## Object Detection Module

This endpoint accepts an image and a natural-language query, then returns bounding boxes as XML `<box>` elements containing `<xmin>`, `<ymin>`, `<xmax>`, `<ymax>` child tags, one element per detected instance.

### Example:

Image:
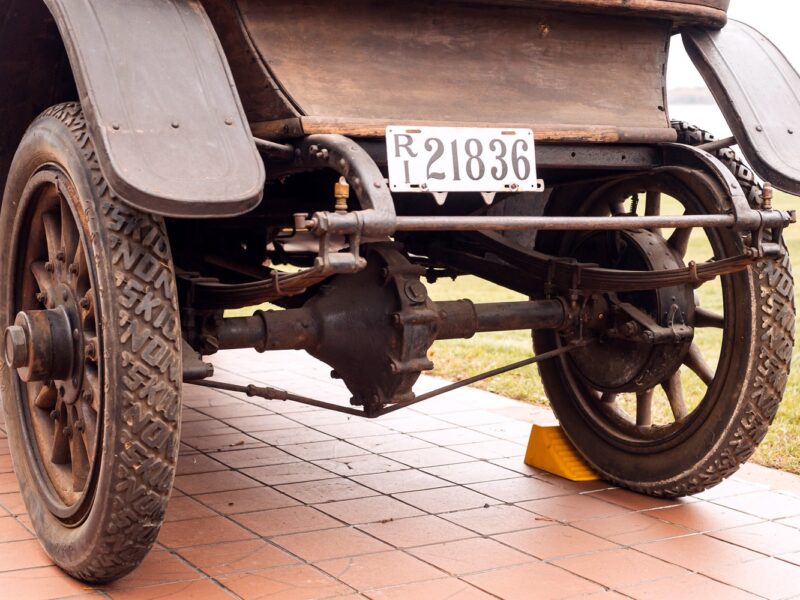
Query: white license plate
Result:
<box><xmin>386</xmin><ymin>126</ymin><xmax>539</xmax><ymax>194</ymax></box>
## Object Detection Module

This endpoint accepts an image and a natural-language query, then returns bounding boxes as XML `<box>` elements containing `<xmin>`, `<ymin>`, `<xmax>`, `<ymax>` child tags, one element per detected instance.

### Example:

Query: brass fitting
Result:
<box><xmin>762</xmin><ymin>182</ymin><xmax>774</xmax><ymax>210</ymax></box>
<box><xmin>334</xmin><ymin>177</ymin><xmax>350</xmax><ymax>214</ymax></box>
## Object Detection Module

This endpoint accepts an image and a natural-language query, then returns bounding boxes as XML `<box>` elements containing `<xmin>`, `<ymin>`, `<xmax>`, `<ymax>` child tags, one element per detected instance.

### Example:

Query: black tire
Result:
<box><xmin>0</xmin><ymin>103</ymin><xmax>182</xmax><ymax>581</ymax></box>
<box><xmin>533</xmin><ymin>126</ymin><xmax>795</xmax><ymax>497</ymax></box>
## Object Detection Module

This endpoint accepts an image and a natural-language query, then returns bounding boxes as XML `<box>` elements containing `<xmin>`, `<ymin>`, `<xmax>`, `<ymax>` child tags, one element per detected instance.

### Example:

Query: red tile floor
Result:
<box><xmin>2</xmin><ymin>349</ymin><xmax>800</xmax><ymax>599</ymax></box>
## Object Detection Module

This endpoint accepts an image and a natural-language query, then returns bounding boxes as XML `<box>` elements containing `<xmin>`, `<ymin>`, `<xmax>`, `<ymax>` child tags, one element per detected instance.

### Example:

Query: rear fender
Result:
<box><xmin>44</xmin><ymin>0</ymin><xmax>265</xmax><ymax>217</ymax></box>
<box><xmin>683</xmin><ymin>20</ymin><xmax>800</xmax><ymax>195</ymax></box>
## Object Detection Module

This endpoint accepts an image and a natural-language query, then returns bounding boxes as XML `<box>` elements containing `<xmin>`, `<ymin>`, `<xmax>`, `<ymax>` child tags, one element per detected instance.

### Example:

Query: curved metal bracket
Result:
<box><xmin>296</xmin><ymin>134</ymin><xmax>396</xmax><ymax>236</ymax></box>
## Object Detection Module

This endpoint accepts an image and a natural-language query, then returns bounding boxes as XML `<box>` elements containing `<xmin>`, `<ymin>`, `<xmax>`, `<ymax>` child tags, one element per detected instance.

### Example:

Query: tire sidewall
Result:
<box><xmin>1</xmin><ymin>107</ymin><xmax>181</xmax><ymax>578</ymax></box>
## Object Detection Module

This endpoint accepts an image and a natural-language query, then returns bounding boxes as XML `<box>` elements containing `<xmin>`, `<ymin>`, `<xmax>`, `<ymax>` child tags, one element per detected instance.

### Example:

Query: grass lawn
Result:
<box><xmin>427</xmin><ymin>191</ymin><xmax>800</xmax><ymax>474</ymax></box>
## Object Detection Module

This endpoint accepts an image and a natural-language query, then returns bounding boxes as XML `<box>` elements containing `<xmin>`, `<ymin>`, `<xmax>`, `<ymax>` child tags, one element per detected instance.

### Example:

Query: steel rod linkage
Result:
<box><xmin>189</xmin><ymin>342</ymin><xmax>588</xmax><ymax>419</ymax></box>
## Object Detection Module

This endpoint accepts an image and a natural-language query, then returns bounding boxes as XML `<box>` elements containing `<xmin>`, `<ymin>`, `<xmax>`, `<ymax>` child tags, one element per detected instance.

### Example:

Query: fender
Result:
<box><xmin>42</xmin><ymin>0</ymin><xmax>265</xmax><ymax>218</ymax></box>
<box><xmin>683</xmin><ymin>20</ymin><xmax>800</xmax><ymax>195</ymax></box>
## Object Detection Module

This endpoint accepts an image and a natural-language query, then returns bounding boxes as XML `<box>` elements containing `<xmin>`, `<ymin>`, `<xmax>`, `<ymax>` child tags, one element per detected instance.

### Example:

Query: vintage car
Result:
<box><xmin>0</xmin><ymin>0</ymin><xmax>796</xmax><ymax>583</ymax></box>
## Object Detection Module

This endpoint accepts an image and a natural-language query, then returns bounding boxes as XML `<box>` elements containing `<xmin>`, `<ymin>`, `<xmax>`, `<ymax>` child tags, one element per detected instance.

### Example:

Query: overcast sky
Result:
<box><xmin>668</xmin><ymin>0</ymin><xmax>800</xmax><ymax>89</ymax></box>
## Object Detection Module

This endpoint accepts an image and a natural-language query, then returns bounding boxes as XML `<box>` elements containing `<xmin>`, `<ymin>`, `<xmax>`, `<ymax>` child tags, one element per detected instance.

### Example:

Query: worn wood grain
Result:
<box><xmin>236</xmin><ymin>1</ymin><xmax>673</xmax><ymax>135</ymax></box>
<box><xmin>252</xmin><ymin>116</ymin><xmax>678</xmax><ymax>144</ymax></box>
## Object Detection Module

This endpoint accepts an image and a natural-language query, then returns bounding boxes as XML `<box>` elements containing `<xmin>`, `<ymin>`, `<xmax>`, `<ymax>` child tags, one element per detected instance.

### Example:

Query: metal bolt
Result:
<box><xmin>620</xmin><ymin>321</ymin><xmax>639</xmax><ymax>337</ymax></box>
<box><xmin>80</xmin><ymin>297</ymin><xmax>90</xmax><ymax>310</ymax></box>
<box><xmin>82</xmin><ymin>390</ymin><xmax>92</xmax><ymax>403</ymax></box>
<box><xmin>62</xmin><ymin>290</ymin><xmax>69</xmax><ymax>302</ymax></box>
<box><xmin>69</xmin><ymin>263</ymin><xmax>79</xmax><ymax>275</ymax></box>
<box><xmin>4</xmin><ymin>326</ymin><xmax>28</xmax><ymax>369</ymax></box>
<box><xmin>789</xmin><ymin>128</ymin><xmax>795</xmax><ymax>135</ymax></box>
<box><xmin>63</xmin><ymin>425</ymin><xmax>72</xmax><ymax>437</ymax></box>
<box><xmin>36</xmin><ymin>292</ymin><xmax>47</xmax><ymax>304</ymax></box>
<box><xmin>72</xmin><ymin>328</ymin><xmax>80</xmax><ymax>341</ymax></box>
<box><xmin>45</xmin><ymin>262</ymin><xmax>54</xmax><ymax>273</ymax></box>
<box><xmin>49</xmin><ymin>410</ymin><xmax>58</xmax><ymax>420</ymax></box>
<box><xmin>56</xmin><ymin>250</ymin><xmax>65</xmax><ymax>262</ymax></box>
<box><xmin>75</xmin><ymin>419</ymin><xmax>85</xmax><ymax>432</ymax></box>
<box><xmin>85</xmin><ymin>340</ymin><xmax>98</xmax><ymax>361</ymax></box>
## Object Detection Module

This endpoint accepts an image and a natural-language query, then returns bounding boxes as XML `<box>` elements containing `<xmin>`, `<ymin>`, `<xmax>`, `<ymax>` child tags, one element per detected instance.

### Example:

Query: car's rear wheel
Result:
<box><xmin>534</xmin><ymin>134</ymin><xmax>794</xmax><ymax>497</ymax></box>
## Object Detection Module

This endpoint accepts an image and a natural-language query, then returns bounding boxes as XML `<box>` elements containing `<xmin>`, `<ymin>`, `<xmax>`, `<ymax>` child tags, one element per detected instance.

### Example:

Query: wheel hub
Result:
<box><xmin>567</xmin><ymin>229</ymin><xmax>694</xmax><ymax>393</ymax></box>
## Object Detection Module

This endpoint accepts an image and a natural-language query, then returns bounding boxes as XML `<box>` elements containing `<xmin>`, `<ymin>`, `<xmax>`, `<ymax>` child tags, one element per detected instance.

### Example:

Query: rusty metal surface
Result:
<box><xmin>231</xmin><ymin>0</ymin><xmax>672</xmax><ymax>139</ymax></box>
<box><xmin>43</xmin><ymin>0</ymin><xmax>264</xmax><ymax>218</ymax></box>
<box><xmin>684</xmin><ymin>20</ymin><xmax>800</xmax><ymax>195</ymax></box>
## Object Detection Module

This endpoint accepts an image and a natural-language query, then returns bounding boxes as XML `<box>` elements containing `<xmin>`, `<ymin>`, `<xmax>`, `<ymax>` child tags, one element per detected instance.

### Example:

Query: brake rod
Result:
<box><xmin>187</xmin><ymin>342</ymin><xmax>587</xmax><ymax>419</ymax></box>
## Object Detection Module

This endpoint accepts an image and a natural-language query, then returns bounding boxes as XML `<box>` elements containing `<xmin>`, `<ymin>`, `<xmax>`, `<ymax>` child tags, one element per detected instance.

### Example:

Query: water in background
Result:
<box><xmin>669</xmin><ymin>104</ymin><xmax>731</xmax><ymax>138</ymax></box>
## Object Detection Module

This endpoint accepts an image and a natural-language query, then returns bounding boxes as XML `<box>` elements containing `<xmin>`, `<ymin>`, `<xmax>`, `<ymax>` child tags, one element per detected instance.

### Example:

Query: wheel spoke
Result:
<box><xmin>68</xmin><ymin>428</ymin><xmax>89</xmax><ymax>491</ymax></box>
<box><xmin>685</xmin><ymin>343</ymin><xmax>715</xmax><ymax>386</ymax></box>
<box><xmin>42</xmin><ymin>212</ymin><xmax>61</xmax><ymax>264</ymax></box>
<box><xmin>695</xmin><ymin>307</ymin><xmax>724</xmax><ymax>329</ymax></box>
<box><xmin>30</xmin><ymin>262</ymin><xmax>54</xmax><ymax>297</ymax></box>
<box><xmin>645</xmin><ymin>191</ymin><xmax>662</xmax><ymax>236</ymax></box>
<box><xmin>34</xmin><ymin>383</ymin><xmax>57</xmax><ymax>410</ymax></box>
<box><xmin>72</xmin><ymin>239</ymin><xmax>89</xmax><ymax>287</ymax></box>
<box><xmin>668</xmin><ymin>226</ymin><xmax>693</xmax><ymax>259</ymax></box>
<box><xmin>600</xmin><ymin>392</ymin><xmax>617</xmax><ymax>404</ymax></box>
<box><xmin>636</xmin><ymin>388</ymin><xmax>654</xmax><ymax>427</ymax></box>
<box><xmin>60</xmin><ymin>195</ymin><xmax>79</xmax><ymax>262</ymax></box>
<box><xmin>77</xmin><ymin>397</ymin><xmax>98</xmax><ymax>457</ymax></box>
<box><xmin>662</xmin><ymin>370</ymin><xmax>689</xmax><ymax>421</ymax></box>
<box><xmin>50</xmin><ymin>420</ymin><xmax>70</xmax><ymax>465</ymax></box>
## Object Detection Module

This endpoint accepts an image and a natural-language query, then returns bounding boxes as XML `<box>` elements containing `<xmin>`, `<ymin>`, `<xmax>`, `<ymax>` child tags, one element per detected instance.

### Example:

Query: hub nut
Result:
<box><xmin>4</xmin><ymin>326</ymin><xmax>28</xmax><ymax>369</ymax></box>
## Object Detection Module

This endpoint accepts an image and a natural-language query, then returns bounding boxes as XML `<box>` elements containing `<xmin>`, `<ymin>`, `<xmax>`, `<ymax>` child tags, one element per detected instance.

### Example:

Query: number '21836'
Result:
<box><xmin>386</xmin><ymin>127</ymin><xmax>538</xmax><ymax>193</ymax></box>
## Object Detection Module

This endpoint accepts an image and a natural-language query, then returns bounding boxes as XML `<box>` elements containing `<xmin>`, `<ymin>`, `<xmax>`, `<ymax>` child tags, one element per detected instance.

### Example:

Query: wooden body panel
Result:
<box><xmin>207</xmin><ymin>0</ymin><xmax>685</xmax><ymax>143</ymax></box>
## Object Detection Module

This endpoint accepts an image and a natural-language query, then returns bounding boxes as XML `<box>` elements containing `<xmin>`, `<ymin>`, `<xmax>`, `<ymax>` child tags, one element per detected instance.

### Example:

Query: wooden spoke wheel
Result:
<box><xmin>0</xmin><ymin>104</ymin><xmax>182</xmax><ymax>582</ymax></box>
<box><xmin>534</xmin><ymin>142</ymin><xmax>794</xmax><ymax>498</ymax></box>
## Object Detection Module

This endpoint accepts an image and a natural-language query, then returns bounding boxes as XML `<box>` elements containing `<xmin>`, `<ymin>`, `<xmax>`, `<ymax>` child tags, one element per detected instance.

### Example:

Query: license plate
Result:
<box><xmin>386</xmin><ymin>126</ymin><xmax>539</xmax><ymax>194</ymax></box>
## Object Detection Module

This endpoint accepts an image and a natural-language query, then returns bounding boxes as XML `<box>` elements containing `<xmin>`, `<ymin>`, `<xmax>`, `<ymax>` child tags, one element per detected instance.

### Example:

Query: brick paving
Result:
<box><xmin>2</xmin><ymin>349</ymin><xmax>800</xmax><ymax>599</ymax></box>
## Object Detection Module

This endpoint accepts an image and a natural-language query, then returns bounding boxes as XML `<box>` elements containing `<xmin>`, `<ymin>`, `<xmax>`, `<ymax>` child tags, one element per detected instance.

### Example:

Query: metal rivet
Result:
<box><xmin>49</xmin><ymin>410</ymin><xmax>58</xmax><ymax>420</ymax></box>
<box><xmin>45</xmin><ymin>262</ymin><xmax>54</xmax><ymax>273</ymax></box>
<box><xmin>171</xmin><ymin>121</ymin><xmax>180</xmax><ymax>129</ymax></box>
<box><xmin>225</xmin><ymin>118</ymin><xmax>234</xmax><ymax>126</ymax></box>
<box><xmin>80</xmin><ymin>298</ymin><xmax>90</xmax><ymax>310</ymax></box>
<box><xmin>756</xmin><ymin>125</ymin><xmax>764</xmax><ymax>132</ymax></box>
<box><xmin>789</xmin><ymin>129</ymin><xmax>795</xmax><ymax>135</ymax></box>
<box><xmin>112</xmin><ymin>123</ymin><xmax>120</xmax><ymax>131</ymax></box>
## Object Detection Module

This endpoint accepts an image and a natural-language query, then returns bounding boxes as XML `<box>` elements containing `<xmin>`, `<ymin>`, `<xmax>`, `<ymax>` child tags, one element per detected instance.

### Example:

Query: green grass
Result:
<box><xmin>428</xmin><ymin>191</ymin><xmax>800</xmax><ymax>473</ymax></box>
